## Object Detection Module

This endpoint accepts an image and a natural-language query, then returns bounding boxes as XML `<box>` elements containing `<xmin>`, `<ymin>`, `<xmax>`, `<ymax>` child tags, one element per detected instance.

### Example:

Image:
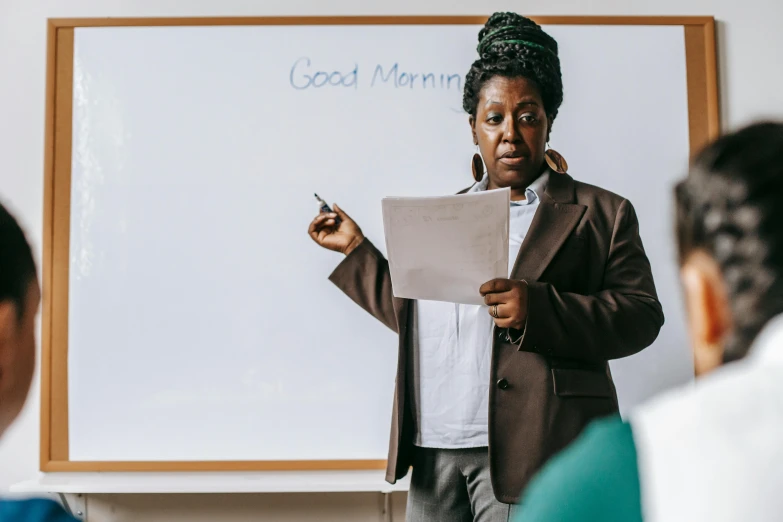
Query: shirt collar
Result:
<box><xmin>749</xmin><ymin>313</ymin><xmax>783</xmax><ymax>366</ymax></box>
<box><xmin>468</xmin><ymin>172</ymin><xmax>549</xmax><ymax>206</ymax></box>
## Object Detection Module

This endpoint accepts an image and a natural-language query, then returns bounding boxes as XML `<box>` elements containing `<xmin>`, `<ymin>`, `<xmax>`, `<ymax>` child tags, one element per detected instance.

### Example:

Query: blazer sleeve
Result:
<box><xmin>516</xmin><ymin>199</ymin><xmax>664</xmax><ymax>361</ymax></box>
<box><xmin>328</xmin><ymin>238</ymin><xmax>399</xmax><ymax>333</ymax></box>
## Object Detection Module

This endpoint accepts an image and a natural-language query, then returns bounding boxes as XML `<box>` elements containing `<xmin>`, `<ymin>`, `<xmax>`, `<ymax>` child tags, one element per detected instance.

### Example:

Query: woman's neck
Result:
<box><xmin>487</xmin><ymin>180</ymin><xmax>532</xmax><ymax>201</ymax></box>
<box><xmin>486</xmin><ymin>164</ymin><xmax>547</xmax><ymax>201</ymax></box>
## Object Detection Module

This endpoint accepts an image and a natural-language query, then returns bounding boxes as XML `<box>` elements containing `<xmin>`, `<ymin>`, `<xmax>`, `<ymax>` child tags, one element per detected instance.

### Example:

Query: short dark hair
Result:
<box><xmin>463</xmin><ymin>12</ymin><xmax>563</xmax><ymax>122</ymax></box>
<box><xmin>0</xmin><ymin>200</ymin><xmax>37</xmax><ymax>318</ymax></box>
<box><xmin>675</xmin><ymin>121</ymin><xmax>783</xmax><ymax>362</ymax></box>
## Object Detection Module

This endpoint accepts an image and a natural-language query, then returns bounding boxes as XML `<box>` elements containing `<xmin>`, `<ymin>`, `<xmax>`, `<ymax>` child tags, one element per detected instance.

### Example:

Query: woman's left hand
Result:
<box><xmin>480</xmin><ymin>279</ymin><xmax>529</xmax><ymax>330</ymax></box>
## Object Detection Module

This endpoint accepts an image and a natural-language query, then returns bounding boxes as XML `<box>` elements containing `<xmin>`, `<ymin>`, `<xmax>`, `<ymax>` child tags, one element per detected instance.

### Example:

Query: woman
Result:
<box><xmin>309</xmin><ymin>12</ymin><xmax>663</xmax><ymax>521</ymax></box>
<box><xmin>515</xmin><ymin>122</ymin><xmax>783</xmax><ymax>521</ymax></box>
<box><xmin>0</xmin><ymin>200</ymin><xmax>76</xmax><ymax>522</ymax></box>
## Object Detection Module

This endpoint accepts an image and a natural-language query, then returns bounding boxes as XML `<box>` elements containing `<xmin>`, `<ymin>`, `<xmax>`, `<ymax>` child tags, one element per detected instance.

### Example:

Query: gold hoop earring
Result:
<box><xmin>471</xmin><ymin>153</ymin><xmax>484</xmax><ymax>182</ymax></box>
<box><xmin>544</xmin><ymin>145</ymin><xmax>568</xmax><ymax>174</ymax></box>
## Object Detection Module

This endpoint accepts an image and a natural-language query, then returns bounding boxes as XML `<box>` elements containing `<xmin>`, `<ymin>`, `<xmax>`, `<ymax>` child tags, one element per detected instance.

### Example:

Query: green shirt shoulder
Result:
<box><xmin>0</xmin><ymin>498</ymin><xmax>79</xmax><ymax>522</ymax></box>
<box><xmin>514</xmin><ymin>415</ymin><xmax>642</xmax><ymax>522</ymax></box>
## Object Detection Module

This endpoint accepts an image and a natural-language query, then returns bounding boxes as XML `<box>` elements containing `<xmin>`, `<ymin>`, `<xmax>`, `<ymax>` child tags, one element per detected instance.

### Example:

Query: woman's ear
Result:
<box><xmin>469</xmin><ymin>116</ymin><xmax>477</xmax><ymax>145</ymax></box>
<box><xmin>680</xmin><ymin>251</ymin><xmax>731</xmax><ymax>375</ymax></box>
<box><xmin>546</xmin><ymin>116</ymin><xmax>553</xmax><ymax>143</ymax></box>
<box><xmin>0</xmin><ymin>301</ymin><xmax>16</xmax><ymax>400</ymax></box>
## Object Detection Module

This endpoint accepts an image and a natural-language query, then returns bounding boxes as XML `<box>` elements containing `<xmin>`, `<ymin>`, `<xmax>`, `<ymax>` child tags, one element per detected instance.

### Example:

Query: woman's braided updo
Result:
<box><xmin>463</xmin><ymin>12</ymin><xmax>563</xmax><ymax>121</ymax></box>
<box><xmin>676</xmin><ymin>122</ymin><xmax>783</xmax><ymax>362</ymax></box>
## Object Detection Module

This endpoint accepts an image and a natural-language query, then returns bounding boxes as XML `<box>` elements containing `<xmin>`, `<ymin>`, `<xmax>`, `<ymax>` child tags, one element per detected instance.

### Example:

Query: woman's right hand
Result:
<box><xmin>308</xmin><ymin>204</ymin><xmax>365</xmax><ymax>256</ymax></box>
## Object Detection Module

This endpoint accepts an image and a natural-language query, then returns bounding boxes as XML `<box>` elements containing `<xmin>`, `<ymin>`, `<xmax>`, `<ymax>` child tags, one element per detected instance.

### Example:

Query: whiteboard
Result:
<box><xmin>65</xmin><ymin>23</ymin><xmax>693</xmax><ymax>462</ymax></box>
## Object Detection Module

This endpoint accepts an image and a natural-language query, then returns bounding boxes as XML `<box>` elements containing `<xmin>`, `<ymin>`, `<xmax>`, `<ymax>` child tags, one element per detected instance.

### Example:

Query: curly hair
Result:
<box><xmin>463</xmin><ymin>12</ymin><xmax>563</xmax><ymax>122</ymax></box>
<box><xmin>675</xmin><ymin>121</ymin><xmax>783</xmax><ymax>362</ymax></box>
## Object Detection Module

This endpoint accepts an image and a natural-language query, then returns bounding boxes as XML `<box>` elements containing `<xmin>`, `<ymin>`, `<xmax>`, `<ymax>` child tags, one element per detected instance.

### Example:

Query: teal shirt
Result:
<box><xmin>0</xmin><ymin>498</ymin><xmax>78</xmax><ymax>522</ymax></box>
<box><xmin>514</xmin><ymin>415</ymin><xmax>643</xmax><ymax>522</ymax></box>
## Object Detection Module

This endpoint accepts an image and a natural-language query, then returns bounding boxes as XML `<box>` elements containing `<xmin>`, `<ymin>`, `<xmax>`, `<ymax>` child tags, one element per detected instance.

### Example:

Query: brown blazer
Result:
<box><xmin>328</xmin><ymin>171</ymin><xmax>664</xmax><ymax>503</ymax></box>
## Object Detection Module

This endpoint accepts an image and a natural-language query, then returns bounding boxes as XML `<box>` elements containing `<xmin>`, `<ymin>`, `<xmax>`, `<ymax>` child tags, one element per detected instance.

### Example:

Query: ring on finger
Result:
<box><xmin>491</xmin><ymin>304</ymin><xmax>499</xmax><ymax>318</ymax></box>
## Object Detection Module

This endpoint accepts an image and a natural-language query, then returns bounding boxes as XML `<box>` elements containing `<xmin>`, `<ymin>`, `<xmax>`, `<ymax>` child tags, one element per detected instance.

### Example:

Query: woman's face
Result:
<box><xmin>470</xmin><ymin>76</ymin><xmax>550</xmax><ymax>194</ymax></box>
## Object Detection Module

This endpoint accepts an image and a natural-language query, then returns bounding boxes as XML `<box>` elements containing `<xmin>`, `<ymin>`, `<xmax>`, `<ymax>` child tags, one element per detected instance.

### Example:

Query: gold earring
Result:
<box><xmin>544</xmin><ymin>146</ymin><xmax>568</xmax><ymax>174</ymax></box>
<box><xmin>472</xmin><ymin>153</ymin><xmax>484</xmax><ymax>182</ymax></box>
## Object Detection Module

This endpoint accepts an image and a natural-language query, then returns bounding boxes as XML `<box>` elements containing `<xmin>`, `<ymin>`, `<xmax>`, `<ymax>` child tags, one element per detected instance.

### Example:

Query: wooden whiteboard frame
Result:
<box><xmin>41</xmin><ymin>15</ymin><xmax>719</xmax><ymax>472</ymax></box>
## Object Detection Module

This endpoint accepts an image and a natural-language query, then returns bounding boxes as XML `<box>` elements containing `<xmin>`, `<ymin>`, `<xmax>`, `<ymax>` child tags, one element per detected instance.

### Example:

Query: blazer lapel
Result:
<box><xmin>510</xmin><ymin>172</ymin><xmax>586</xmax><ymax>282</ymax></box>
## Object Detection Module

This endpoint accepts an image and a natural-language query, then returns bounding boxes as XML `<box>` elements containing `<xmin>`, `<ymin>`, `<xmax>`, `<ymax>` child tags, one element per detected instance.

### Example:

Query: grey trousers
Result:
<box><xmin>406</xmin><ymin>447</ymin><xmax>518</xmax><ymax>522</ymax></box>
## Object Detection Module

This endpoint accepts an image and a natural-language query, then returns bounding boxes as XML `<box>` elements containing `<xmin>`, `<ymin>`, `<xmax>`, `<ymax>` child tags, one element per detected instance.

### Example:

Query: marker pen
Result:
<box><xmin>314</xmin><ymin>193</ymin><xmax>341</xmax><ymax>225</ymax></box>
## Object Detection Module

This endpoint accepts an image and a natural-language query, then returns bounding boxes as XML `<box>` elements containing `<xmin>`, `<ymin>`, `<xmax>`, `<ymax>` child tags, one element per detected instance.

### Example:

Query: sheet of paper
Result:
<box><xmin>381</xmin><ymin>188</ymin><xmax>510</xmax><ymax>305</ymax></box>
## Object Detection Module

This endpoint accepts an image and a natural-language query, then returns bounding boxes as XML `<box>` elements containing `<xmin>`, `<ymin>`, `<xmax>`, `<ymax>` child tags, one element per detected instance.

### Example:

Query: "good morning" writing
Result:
<box><xmin>289</xmin><ymin>58</ymin><xmax>463</xmax><ymax>91</ymax></box>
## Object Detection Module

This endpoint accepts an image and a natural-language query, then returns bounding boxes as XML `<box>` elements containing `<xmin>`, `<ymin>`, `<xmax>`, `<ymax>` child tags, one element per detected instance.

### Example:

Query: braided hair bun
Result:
<box><xmin>463</xmin><ymin>13</ymin><xmax>563</xmax><ymax>121</ymax></box>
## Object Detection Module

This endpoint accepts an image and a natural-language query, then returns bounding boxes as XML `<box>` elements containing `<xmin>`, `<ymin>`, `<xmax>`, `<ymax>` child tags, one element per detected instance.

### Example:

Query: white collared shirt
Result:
<box><xmin>631</xmin><ymin>313</ymin><xmax>783</xmax><ymax>521</ymax></box>
<box><xmin>412</xmin><ymin>173</ymin><xmax>549</xmax><ymax>448</ymax></box>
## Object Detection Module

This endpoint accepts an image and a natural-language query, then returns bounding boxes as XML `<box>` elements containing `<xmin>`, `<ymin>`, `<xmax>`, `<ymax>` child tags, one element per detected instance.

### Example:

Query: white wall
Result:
<box><xmin>2</xmin><ymin>0</ymin><xmax>783</xmax><ymax>518</ymax></box>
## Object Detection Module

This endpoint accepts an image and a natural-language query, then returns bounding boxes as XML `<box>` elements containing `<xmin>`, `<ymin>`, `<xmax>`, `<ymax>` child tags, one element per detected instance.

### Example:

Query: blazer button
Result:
<box><xmin>497</xmin><ymin>378</ymin><xmax>510</xmax><ymax>390</ymax></box>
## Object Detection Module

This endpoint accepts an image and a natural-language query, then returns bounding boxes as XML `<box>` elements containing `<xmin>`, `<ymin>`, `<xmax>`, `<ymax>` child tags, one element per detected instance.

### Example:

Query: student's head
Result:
<box><xmin>464</xmin><ymin>12</ymin><xmax>563</xmax><ymax>190</ymax></box>
<box><xmin>675</xmin><ymin>122</ymin><xmax>783</xmax><ymax>375</ymax></box>
<box><xmin>0</xmin><ymin>201</ymin><xmax>39</xmax><ymax>436</ymax></box>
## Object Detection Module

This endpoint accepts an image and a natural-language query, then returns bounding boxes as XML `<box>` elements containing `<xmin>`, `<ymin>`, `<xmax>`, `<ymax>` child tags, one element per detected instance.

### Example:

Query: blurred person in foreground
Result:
<box><xmin>0</xmin><ymin>200</ymin><xmax>77</xmax><ymax>521</ymax></box>
<box><xmin>514</xmin><ymin>121</ymin><xmax>783</xmax><ymax>521</ymax></box>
